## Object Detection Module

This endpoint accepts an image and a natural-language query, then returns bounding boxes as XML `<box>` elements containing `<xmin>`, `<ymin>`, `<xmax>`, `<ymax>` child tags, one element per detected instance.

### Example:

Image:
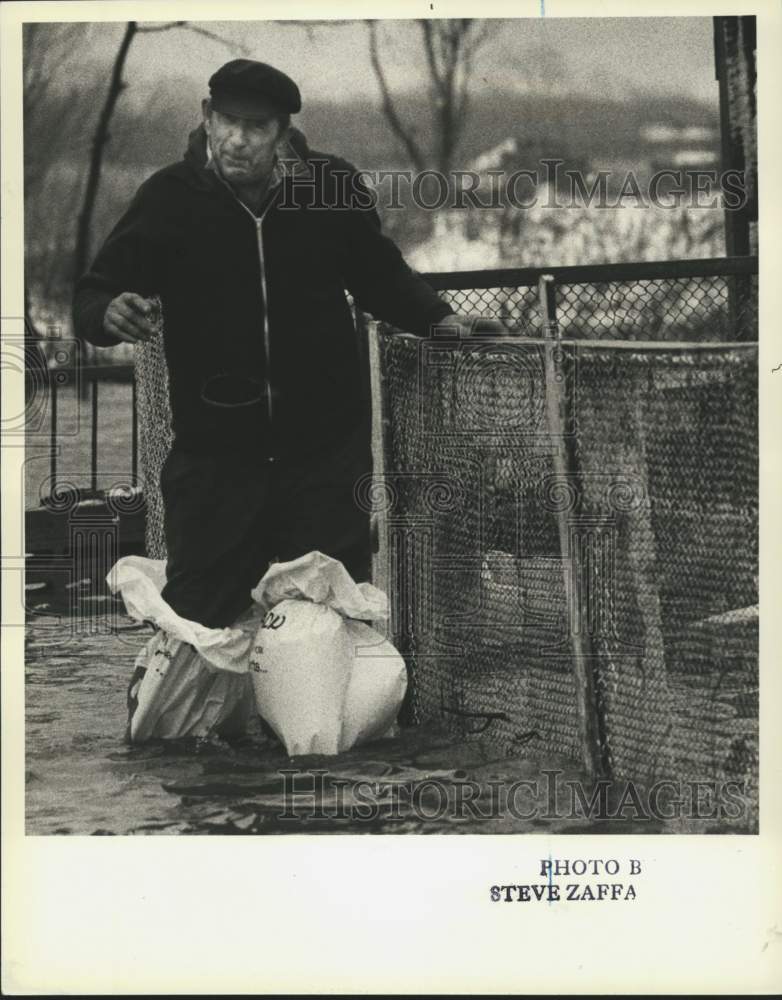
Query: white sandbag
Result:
<box><xmin>128</xmin><ymin>631</ymin><xmax>253</xmax><ymax>742</ymax></box>
<box><xmin>107</xmin><ymin>555</ymin><xmax>257</xmax><ymax>673</ymax></box>
<box><xmin>249</xmin><ymin>552</ymin><xmax>406</xmax><ymax>756</ymax></box>
<box><xmin>108</xmin><ymin>555</ymin><xmax>263</xmax><ymax>742</ymax></box>
<box><xmin>251</xmin><ymin>549</ymin><xmax>388</xmax><ymax>621</ymax></box>
<box><xmin>340</xmin><ymin>620</ymin><xmax>408</xmax><ymax>749</ymax></box>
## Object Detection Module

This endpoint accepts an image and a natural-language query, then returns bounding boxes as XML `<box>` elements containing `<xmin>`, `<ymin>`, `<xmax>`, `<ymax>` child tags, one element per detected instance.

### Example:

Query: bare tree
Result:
<box><xmin>63</xmin><ymin>20</ymin><xmax>245</xmax><ymax>377</ymax></box>
<box><xmin>23</xmin><ymin>23</ymin><xmax>87</xmax><ymax>193</ymax></box>
<box><xmin>23</xmin><ymin>23</ymin><xmax>96</xmax><ymax>350</ymax></box>
<box><xmin>366</xmin><ymin>19</ymin><xmax>497</xmax><ymax>175</ymax></box>
<box><xmin>72</xmin><ymin>20</ymin><xmax>246</xmax><ymax>285</ymax></box>
<box><xmin>72</xmin><ymin>23</ymin><xmax>139</xmax><ymax>287</ymax></box>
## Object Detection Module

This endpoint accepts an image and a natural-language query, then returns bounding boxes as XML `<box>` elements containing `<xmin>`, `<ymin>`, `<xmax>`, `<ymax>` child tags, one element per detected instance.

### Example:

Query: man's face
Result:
<box><xmin>203</xmin><ymin>101</ymin><xmax>284</xmax><ymax>187</ymax></box>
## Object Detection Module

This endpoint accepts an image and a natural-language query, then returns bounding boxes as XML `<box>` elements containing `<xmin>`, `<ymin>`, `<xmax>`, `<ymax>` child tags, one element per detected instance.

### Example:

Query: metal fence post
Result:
<box><xmin>366</xmin><ymin>316</ymin><xmax>389</xmax><ymax>601</ymax></box>
<box><xmin>91</xmin><ymin>375</ymin><xmax>99</xmax><ymax>495</ymax></box>
<box><xmin>539</xmin><ymin>273</ymin><xmax>609</xmax><ymax>779</ymax></box>
<box><xmin>131</xmin><ymin>374</ymin><xmax>138</xmax><ymax>484</ymax></box>
<box><xmin>49</xmin><ymin>365</ymin><xmax>58</xmax><ymax>487</ymax></box>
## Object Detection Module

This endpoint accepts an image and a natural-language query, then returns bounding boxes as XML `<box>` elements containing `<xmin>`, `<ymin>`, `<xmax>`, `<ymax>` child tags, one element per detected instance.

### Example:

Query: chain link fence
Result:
<box><xmin>429</xmin><ymin>258</ymin><xmax>758</xmax><ymax>342</ymax></box>
<box><xmin>114</xmin><ymin>257</ymin><xmax>761</xmax><ymax>828</ymax></box>
<box><xmin>370</xmin><ymin>256</ymin><xmax>758</xmax><ymax>829</ymax></box>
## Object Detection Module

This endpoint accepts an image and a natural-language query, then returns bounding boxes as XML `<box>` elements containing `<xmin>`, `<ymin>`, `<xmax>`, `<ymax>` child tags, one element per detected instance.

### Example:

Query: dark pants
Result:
<box><xmin>159</xmin><ymin>425</ymin><xmax>373</xmax><ymax>628</ymax></box>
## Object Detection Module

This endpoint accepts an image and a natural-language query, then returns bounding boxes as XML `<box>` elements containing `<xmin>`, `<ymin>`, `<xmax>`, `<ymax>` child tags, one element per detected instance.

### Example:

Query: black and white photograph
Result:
<box><xmin>2</xmin><ymin>0</ymin><xmax>780</xmax><ymax>992</ymax></box>
<box><xmin>16</xmin><ymin>10</ymin><xmax>762</xmax><ymax>833</ymax></box>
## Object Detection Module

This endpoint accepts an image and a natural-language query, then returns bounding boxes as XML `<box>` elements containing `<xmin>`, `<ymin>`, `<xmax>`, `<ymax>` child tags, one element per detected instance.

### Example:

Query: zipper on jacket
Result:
<box><xmin>253</xmin><ymin>215</ymin><xmax>274</xmax><ymax>428</ymax></box>
<box><xmin>212</xmin><ymin>167</ymin><xmax>278</xmax><ymax>433</ymax></box>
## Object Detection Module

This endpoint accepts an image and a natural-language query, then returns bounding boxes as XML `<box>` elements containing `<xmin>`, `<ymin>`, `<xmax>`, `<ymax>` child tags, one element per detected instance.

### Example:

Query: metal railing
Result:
<box><xmin>41</xmin><ymin>363</ymin><xmax>136</xmax><ymax>506</ymax></box>
<box><xmin>423</xmin><ymin>255</ymin><xmax>758</xmax><ymax>342</ymax></box>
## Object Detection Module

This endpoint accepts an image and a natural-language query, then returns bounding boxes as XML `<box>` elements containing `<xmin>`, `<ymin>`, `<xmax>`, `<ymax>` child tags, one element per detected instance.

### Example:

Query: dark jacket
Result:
<box><xmin>73</xmin><ymin>126</ymin><xmax>454</xmax><ymax>457</ymax></box>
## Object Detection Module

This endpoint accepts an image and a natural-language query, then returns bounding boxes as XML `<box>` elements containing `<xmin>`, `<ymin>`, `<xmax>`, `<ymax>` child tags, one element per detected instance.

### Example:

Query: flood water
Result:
<box><xmin>26</xmin><ymin>602</ymin><xmax>696</xmax><ymax>837</ymax></box>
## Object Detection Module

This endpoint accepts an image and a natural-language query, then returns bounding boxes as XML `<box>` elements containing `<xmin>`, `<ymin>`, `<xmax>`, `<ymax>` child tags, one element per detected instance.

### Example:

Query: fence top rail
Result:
<box><xmin>53</xmin><ymin>362</ymin><xmax>135</xmax><ymax>377</ymax></box>
<box><xmin>421</xmin><ymin>255</ymin><xmax>758</xmax><ymax>290</ymax></box>
<box><xmin>377</xmin><ymin>327</ymin><xmax>759</xmax><ymax>353</ymax></box>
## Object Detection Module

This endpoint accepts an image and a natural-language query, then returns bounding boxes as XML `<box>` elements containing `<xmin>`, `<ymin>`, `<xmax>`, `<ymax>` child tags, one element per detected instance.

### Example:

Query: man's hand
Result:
<box><xmin>431</xmin><ymin>312</ymin><xmax>508</xmax><ymax>337</ymax></box>
<box><xmin>103</xmin><ymin>292</ymin><xmax>157</xmax><ymax>344</ymax></box>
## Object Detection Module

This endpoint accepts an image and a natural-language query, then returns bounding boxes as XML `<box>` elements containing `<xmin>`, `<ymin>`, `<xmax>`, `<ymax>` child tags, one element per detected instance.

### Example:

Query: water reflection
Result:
<box><xmin>26</xmin><ymin>612</ymin><xmax>672</xmax><ymax>835</ymax></box>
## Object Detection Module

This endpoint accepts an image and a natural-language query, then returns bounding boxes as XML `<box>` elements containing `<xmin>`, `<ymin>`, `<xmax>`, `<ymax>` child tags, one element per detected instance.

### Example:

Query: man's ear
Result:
<box><xmin>201</xmin><ymin>98</ymin><xmax>211</xmax><ymax>134</ymax></box>
<box><xmin>276</xmin><ymin>122</ymin><xmax>291</xmax><ymax>147</ymax></box>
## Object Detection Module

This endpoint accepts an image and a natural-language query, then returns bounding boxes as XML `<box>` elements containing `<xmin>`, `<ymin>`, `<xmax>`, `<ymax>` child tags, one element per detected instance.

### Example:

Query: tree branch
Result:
<box><xmin>137</xmin><ymin>21</ymin><xmax>248</xmax><ymax>52</ymax></box>
<box><xmin>136</xmin><ymin>21</ymin><xmax>186</xmax><ymax>33</ymax></box>
<box><xmin>419</xmin><ymin>20</ymin><xmax>446</xmax><ymax>98</ymax></box>
<box><xmin>366</xmin><ymin>21</ymin><xmax>426</xmax><ymax>171</ymax></box>
<box><xmin>182</xmin><ymin>24</ymin><xmax>251</xmax><ymax>54</ymax></box>
<box><xmin>462</xmin><ymin>19</ymin><xmax>497</xmax><ymax>59</ymax></box>
<box><xmin>73</xmin><ymin>21</ymin><xmax>138</xmax><ymax>284</ymax></box>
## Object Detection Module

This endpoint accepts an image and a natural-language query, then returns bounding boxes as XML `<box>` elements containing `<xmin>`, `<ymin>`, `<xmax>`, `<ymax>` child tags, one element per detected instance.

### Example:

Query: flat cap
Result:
<box><xmin>208</xmin><ymin>59</ymin><xmax>301</xmax><ymax>117</ymax></box>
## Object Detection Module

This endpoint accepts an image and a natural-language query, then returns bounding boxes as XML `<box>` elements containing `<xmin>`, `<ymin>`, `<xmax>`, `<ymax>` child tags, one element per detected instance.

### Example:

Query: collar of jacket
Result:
<box><xmin>184</xmin><ymin>123</ymin><xmax>314</xmax><ymax>195</ymax></box>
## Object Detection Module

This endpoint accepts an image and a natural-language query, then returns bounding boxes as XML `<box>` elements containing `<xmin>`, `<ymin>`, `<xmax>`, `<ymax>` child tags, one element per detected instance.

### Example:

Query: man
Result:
<box><xmin>74</xmin><ymin>59</ymin><xmax>499</xmax><ymax>632</ymax></box>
